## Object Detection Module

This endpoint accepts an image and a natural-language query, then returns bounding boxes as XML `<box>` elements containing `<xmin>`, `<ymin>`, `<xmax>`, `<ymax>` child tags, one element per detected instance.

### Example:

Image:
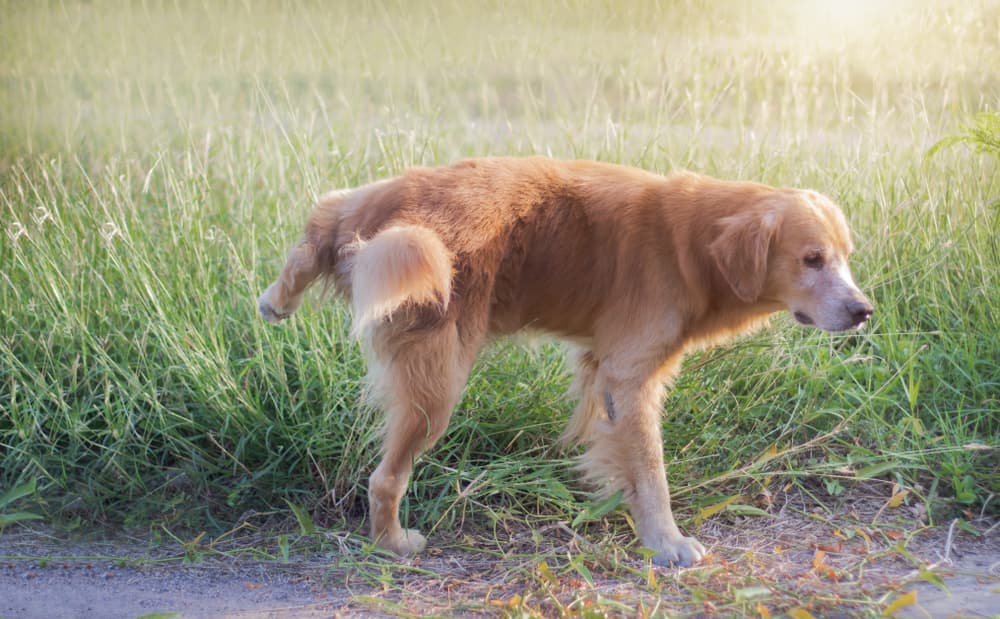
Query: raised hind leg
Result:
<box><xmin>258</xmin><ymin>242</ymin><xmax>320</xmax><ymax>323</ymax></box>
<box><xmin>365</xmin><ymin>319</ymin><xmax>477</xmax><ymax>555</ymax></box>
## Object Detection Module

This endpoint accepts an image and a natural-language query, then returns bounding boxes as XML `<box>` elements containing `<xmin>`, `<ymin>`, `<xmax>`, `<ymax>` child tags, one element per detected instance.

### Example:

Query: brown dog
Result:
<box><xmin>258</xmin><ymin>157</ymin><xmax>872</xmax><ymax>566</ymax></box>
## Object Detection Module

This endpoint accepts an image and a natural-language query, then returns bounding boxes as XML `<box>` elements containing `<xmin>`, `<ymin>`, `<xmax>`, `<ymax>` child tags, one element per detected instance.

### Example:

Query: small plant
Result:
<box><xmin>0</xmin><ymin>479</ymin><xmax>43</xmax><ymax>531</ymax></box>
<box><xmin>927</xmin><ymin>112</ymin><xmax>1000</xmax><ymax>160</ymax></box>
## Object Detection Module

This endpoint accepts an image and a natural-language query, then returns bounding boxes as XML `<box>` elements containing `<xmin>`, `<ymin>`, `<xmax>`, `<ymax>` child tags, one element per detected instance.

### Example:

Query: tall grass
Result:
<box><xmin>1</xmin><ymin>0</ymin><xmax>997</xmax><ymax>535</ymax></box>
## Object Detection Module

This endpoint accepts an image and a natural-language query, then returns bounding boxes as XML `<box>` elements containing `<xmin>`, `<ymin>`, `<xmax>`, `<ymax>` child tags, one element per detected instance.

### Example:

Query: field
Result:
<box><xmin>1</xmin><ymin>0</ymin><xmax>999</xmax><ymax>616</ymax></box>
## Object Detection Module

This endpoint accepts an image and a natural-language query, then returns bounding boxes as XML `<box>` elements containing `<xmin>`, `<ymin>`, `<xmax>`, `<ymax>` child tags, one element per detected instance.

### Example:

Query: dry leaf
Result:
<box><xmin>883</xmin><ymin>590</ymin><xmax>917</xmax><ymax>616</ymax></box>
<box><xmin>853</xmin><ymin>527</ymin><xmax>873</xmax><ymax>544</ymax></box>
<box><xmin>887</xmin><ymin>489</ymin><xmax>909</xmax><ymax>508</ymax></box>
<box><xmin>696</xmin><ymin>494</ymin><xmax>743</xmax><ymax>524</ymax></box>
<box><xmin>812</xmin><ymin>549</ymin><xmax>827</xmax><ymax>569</ymax></box>
<box><xmin>755</xmin><ymin>443</ymin><xmax>780</xmax><ymax>466</ymax></box>
<box><xmin>811</xmin><ymin>549</ymin><xmax>838</xmax><ymax>580</ymax></box>
<box><xmin>537</xmin><ymin>561</ymin><xmax>555</xmax><ymax>585</ymax></box>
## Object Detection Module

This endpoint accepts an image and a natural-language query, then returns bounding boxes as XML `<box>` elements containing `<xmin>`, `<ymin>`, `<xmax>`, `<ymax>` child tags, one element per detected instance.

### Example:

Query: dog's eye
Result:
<box><xmin>803</xmin><ymin>252</ymin><xmax>825</xmax><ymax>269</ymax></box>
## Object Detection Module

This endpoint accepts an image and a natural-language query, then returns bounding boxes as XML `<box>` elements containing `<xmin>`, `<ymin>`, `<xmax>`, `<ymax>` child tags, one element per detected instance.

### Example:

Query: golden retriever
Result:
<box><xmin>258</xmin><ymin>157</ymin><xmax>872</xmax><ymax>566</ymax></box>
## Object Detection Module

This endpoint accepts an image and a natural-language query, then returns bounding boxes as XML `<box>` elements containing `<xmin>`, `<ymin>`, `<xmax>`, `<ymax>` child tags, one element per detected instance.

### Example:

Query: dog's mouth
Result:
<box><xmin>792</xmin><ymin>311</ymin><xmax>814</xmax><ymax>326</ymax></box>
<box><xmin>792</xmin><ymin>310</ymin><xmax>872</xmax><ymax>332</ymax></box>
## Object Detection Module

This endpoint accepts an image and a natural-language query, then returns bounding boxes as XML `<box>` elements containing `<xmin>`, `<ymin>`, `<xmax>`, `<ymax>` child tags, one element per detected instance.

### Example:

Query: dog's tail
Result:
<box><xmin>347</xmin><ymin>224</ymin><xmax>452</xmax><ymax>339</ymax></box>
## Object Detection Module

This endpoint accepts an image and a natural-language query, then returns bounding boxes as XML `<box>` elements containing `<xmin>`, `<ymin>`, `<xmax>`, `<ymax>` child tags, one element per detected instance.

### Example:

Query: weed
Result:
<box><xmin>0</xmin><ymin>479</ymin><xmax>43</xmax><ymax>531</ymax></box>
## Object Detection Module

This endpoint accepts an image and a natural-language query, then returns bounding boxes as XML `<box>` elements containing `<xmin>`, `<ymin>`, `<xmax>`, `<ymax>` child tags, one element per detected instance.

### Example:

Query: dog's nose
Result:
<box><xmin>846</xmin><ymin>299</ymin><xmax>873</xmax><ymax>325</ymax></box>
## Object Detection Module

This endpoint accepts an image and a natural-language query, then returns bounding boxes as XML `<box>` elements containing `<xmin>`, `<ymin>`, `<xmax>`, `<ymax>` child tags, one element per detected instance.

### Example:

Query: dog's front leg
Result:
<box><xmin>583</xmin><ymin>367</ymin><xmax>706</xmax><ymax>567</ymax></box>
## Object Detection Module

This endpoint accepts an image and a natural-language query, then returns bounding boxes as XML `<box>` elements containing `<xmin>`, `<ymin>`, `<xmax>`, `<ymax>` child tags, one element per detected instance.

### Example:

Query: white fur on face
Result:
<box><xmin>792</xmin><ymin>255</ymin><xmax>869</xmax><ymax>332</ymax></box>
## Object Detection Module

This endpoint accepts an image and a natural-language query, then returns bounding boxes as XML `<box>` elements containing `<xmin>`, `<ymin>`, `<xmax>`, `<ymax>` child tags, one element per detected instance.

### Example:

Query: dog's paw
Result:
<box><xmin>257</xmin><ymin>284</ymin><xmax>293</xmax><ymax>324</ymax></box>
<box><xmin>650</xmin><ymin>535</ymin><xmax>706</xmax><ymax>568</ymax></box>
<box><xmin>377</xmin><ymin>528</ymin><xmax>427</xmax><ymax>556</ymax></box>
<box><xmin>258</xmin><ymin>298</ymin><xmax>290</xmax><ymax>324</ymax></box>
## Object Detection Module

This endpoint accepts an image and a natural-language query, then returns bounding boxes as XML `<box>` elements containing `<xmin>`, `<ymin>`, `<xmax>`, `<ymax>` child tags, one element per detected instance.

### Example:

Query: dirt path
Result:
<box><xmin>2</xmin><ymin>509</ymin><xmax>998</xmax><ymax>618</ymax></box>
<box><xmin>1</xmin><ymin>562</ymin><xmax>337</xmax><ymax>619</ymax></box>
<box><xmin>898</xmin><ymin>552</ymin><xmax>1000</xmax><ymax>619</ymax></box>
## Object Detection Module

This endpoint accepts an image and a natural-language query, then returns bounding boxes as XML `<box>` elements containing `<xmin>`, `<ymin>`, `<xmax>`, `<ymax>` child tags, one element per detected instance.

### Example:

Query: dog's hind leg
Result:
<box><xmin>559</xmin><ymin>349</ymin><xmax>603</xmax><ymax>447</ymax></box>
<box><xmin>365</xmin><ymin>319</ymin><xmax>476</xmax><ymax>556</ymax></box>
<box><xmin>258</xmin><ymin>242</ymin><xmax>321</xmax><ymax>323</ymax></box>
<box><xmin>258</xmin><ymin>188</ymin><xmax>354</xmax><ymax>323</ymax></box>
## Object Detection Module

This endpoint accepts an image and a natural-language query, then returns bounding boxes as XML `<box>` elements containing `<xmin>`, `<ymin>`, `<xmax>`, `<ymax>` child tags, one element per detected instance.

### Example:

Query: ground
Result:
<box><xmin>2</xmin><ymin>489</ymin><xmax>997</xmax><ymax>618</ymax></box>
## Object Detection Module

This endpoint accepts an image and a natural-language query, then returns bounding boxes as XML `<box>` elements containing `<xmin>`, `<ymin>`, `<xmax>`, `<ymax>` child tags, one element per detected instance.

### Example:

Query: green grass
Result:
<box><xmin>1</xmin><ymin>0</ymin><xmax>998</xmax><ymax>549</ymax></box>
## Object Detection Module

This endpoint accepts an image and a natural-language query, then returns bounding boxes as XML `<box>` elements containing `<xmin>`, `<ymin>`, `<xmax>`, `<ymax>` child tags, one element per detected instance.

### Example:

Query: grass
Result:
<box><xmin>1</xmin><ymin>0</ymin><xmax>998</xmax><ymax>614</ymax></box>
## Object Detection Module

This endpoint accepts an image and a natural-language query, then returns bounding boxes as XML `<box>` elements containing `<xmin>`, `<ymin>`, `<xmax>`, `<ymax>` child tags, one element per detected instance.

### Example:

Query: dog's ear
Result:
<box><xmin>709</xmin><ymin>209</ymin><xmax>781</xmax><ymax>303</ymax></box>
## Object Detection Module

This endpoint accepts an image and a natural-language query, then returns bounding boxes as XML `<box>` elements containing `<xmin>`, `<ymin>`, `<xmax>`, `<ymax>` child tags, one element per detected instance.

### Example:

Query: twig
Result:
<box><xmin>556</xmin><ymin>520</ymin><xmax>593</xmax><ymax>552</ymax></box>
<box><xmin>942</xmin><ymin>518</ymin><xmax>957</xmax><ymax>565</ymax></box>
<box><xmin>982</xmin><ymin>519</ymin><xmax>999</xmax><ymax>537</ymax></box>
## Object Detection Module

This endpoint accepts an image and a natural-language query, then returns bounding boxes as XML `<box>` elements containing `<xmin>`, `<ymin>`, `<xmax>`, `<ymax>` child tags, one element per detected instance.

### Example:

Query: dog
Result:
<box><xmin>257</xmin><ymin>157</ymin><xmax>872</xmax><ymax>567</ymax></box>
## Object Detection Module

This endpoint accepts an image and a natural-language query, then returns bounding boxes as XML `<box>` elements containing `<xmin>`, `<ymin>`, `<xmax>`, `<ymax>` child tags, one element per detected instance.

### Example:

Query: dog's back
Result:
<box><xmin>292</xmin><ymin>157</ymin><xmax>673</xmax><ymax>337</ymax></box>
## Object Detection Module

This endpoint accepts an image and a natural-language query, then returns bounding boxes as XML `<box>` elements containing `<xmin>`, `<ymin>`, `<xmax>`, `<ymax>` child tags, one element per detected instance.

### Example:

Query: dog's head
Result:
<box><xmin>709</xmin><ymin>189</ymin><xmax>873</xmax><ymax>332</ymax></box>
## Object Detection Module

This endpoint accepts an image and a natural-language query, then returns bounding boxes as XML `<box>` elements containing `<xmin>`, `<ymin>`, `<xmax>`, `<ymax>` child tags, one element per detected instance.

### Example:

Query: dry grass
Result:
<box><xmin>4</xmin><ymin>485</ymin><xmax>996</xmax><ymax>617</ymax></box>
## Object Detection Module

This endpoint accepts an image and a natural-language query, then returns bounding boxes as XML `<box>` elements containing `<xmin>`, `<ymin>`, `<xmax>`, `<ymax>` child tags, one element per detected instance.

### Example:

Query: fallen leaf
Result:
<box><xmin>919</xmin><ymin>565</ymin><xmax>949</xmax><ymax>592</ymax></box>
<box><xmin>788</xmin><ymin>607</ymin><xmax>818</xmax><ymax>619</ymax></box>
<box><xmin>509</xmin><ymin>595</ymin><xmax>521</xmax><ymax>608</ymax></box>
<box><xmin>817</xmin><ymin>542</ymin><xmax>843</xmax><ymax>553</ymax></box>
<box><xmin>811</xmin><ymin>549</ymin><xmax>826</xmax><ymax>570</ymax></box>
<box><xmin>885</xmin><ymin>530</ymin><xmax>904</xmax><ymax>540</ymax></box>
<box><xmin>754</xmin><ymin>443</ymin><xmax>780</xmax><ymax>466</ymax></box>
<box><xmin>756</xmin><ymin>602</ymin><xmax>772</xmax><ymax>619</ymax></box>
<box><xmin>887</xmin><ymin>490</ymin><xmax>909</xmax><ymax>508</ymax></box>
<box><xmin>696</xmin><ymin>494</ymin><xmax>743</xmax><ymax>525</ymax></box>
<box><xmin>537</xmin><ymin>561</ymin><xmax>556</xmax><ymax>585</ymax></box>
<box><xmin>883</xmin><ymin>590</ymin><xmax>917</xmax><ymax>616</ymax></box>
<box><xmin>811</xmin><ymin>549</ymin><xmax>838</xmax><ymax>580</ymax></box>
<box><xmin>734</xmin><ymin>586</ymin><xmax>771</xmax><ymax>601</ymax></box>
<box><xmin>726</xmin><ymin>504</ymin><xmax>775</xmax><ymax>518</ymax></box>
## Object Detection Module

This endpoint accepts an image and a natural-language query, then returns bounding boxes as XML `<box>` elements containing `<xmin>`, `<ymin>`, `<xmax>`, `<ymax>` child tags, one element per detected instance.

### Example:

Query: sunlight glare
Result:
<box><xmin>792</xmin><ymin>0</ymin><xmax>906</xmax><ymax>43</ymax></box>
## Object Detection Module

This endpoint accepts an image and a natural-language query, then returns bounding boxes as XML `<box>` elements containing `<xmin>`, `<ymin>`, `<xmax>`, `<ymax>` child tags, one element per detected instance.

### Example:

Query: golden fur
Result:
<box><xmin>258</xmin><ymin>157</ymin><xmax>872</xmax><ymax>566</ymax></box>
